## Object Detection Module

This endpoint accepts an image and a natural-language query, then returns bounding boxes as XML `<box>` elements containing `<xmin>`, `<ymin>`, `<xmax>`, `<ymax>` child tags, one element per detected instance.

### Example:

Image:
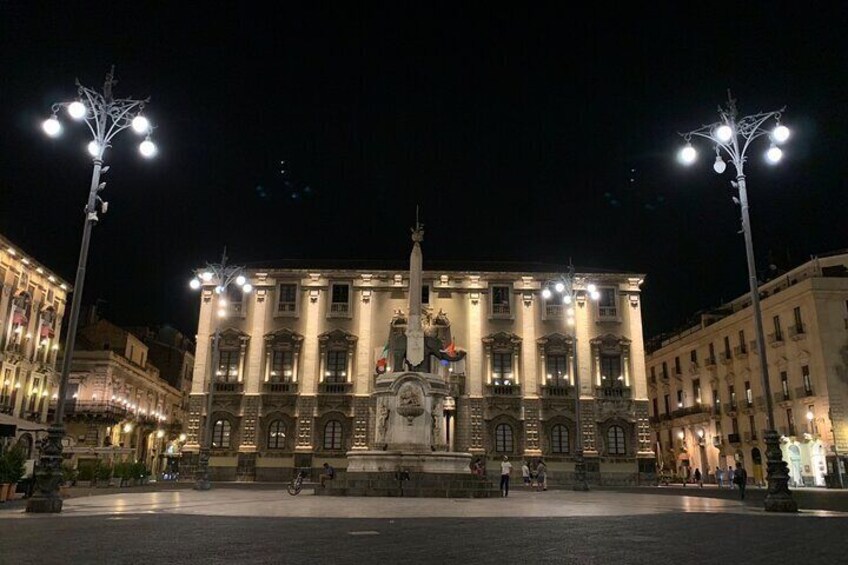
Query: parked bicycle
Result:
<box><xmin>287</xmin><ymin>468</ymin><xmax>308</xmax><ymax>496</ymax></box>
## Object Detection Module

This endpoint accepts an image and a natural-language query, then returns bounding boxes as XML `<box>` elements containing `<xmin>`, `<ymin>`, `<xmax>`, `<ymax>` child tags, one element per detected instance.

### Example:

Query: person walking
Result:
<box><xmin>716</xmin><ymin>466</ymin><xmax>724</xmax><ymax>488</ymax></box>
<box><xmin>727</xmin><ymin>466</ymin><xmax>735</xmax><ymax>490</ymax></box>
<box><xmin>535</xmin><ymin>458</ymin><xmax>548</xmax><ymax>491</ymax></box>
<box><xmin>694</xmin><ymin>468</ymin><xmax>703</xmax><ymax>488</ymax></box>
<box><xmin>500</xmin><ymin>456</ymin><xmax>513</xmax><ymax>497</ymax></box>
<box><xmin>521</xmin><ymin>460</ymin><xmax>531</xmax><ymax>487</ymax></box>
<box><xmin>735</xmin><ymin>465</ymin><xmax>748</xmax><ymax>500</ymax></box>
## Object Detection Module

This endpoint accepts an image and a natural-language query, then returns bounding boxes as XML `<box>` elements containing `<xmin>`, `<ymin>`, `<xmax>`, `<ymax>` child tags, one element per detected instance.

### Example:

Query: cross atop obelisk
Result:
<box><xmin>406</xmin><ymin>209</ymin><xmax>425</xmax><ymax>367</ymax></box>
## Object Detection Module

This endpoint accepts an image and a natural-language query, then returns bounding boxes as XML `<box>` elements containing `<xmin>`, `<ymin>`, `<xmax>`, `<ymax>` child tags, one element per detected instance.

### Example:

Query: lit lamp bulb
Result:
<box><xmin>201</xmin><ymin>271</ymin><xmax>214</xmax><ymax>282</ymax></box>
<box><xmin>242</xmin><ymin>283</ymin><xmax>253</xmax><ymax>293</ymax></box>
<box><xmin>87</xmin><ymin>141</ymin><xmax>101</xmax><ymax>157</ymax></box>
<box><xmin>217</xmin><ymin>308</ymin><xmax>227</xmax><ymax>318</ymax></box>
<box><xmin>131</xmin><ymin>115</ymin><xmax>150</xmax><ymax>134</ymax></box>
<box><xmin>677</xmin><ymin>431</ymin><xmax>684</xmax><ymax>440</ymax></box>
<box><xmin>766</xmin><ymin>145</ymin><xmax>783</xmax><ymax>164</ymax></box>
<box><xmin>679</xmin><ymin>143</ymin><xmax>697</xmax><ymax>165</ymax></box>
<box><xmin>123</xmin><ymin>423</ymin><xmax>133</xmax><ymax>433</ymax></box>
<box><xmin>806</xmin><ymin>410</ymin><xmax>814</xmax><ymax>421</ymax></box>
<box><xmin>189</xmin><ymin>278</ymin><xmax>201</xmax><ymax>290</ymax></box>
<box><xmin>42</xmin><ymin>116</ymin><xmax>62</xmax><ymax>137</ymax></box>
<box><xmin>139</xmin><ymin>138</ymin><xmax>157</xmax><ymax>158</ymax></box>
<box><xmin>715</xmin><ymin>124</ymin><xmax>733</xmax><ymax>142</ymax></box>
<box><xmin>554</xmin><ymin>282</ymin><xmax>565</xmax><ymax>293</ymax></box>
<box><xmin>773</xmin><ymin>124</ymin><xmax>790</xmax><ymax>143</ymax></box>
<box><xmin>156</xmin><ymin>429</ymin><xmax>165</xmax><ymax>439</ymax></box>
<box><xmin>563</xmin><ymin>295</ymin><xmax>572</xmax><ymax>305</ymax></box>
<box><xmin>67</xmin><ymin>101</ymin><xmax>86</xmax><ymax>120</ymax></box>
<box><xmin>541</xmin><ymin>288</ymin><xmax>552</xmax><ymax>299</ymax></box>
<box><xmin>179</xmin><ymin>433</ymin><xmax>187</xmax><ymax>442</ymax></box>
<box><xmin>713</xmin><ymin>154</ymin><xmax>726</xmax><ymax>174</ymax></box>
<box><xmin>236</xmin><ymin>275</ymin><xmax>246</xmax><ymax>286</ymax></box>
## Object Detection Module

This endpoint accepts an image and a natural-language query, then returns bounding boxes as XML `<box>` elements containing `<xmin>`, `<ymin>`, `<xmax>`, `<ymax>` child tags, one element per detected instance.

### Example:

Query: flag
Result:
<box><xmin>440</xmin><ymin>338</ymin><xmax>457</xmax><ymax>358</ymax></box>
<box><xmin>375</xmin><ymin>341</ymin><xmax>390</xmax><ymax>373</ymax></box>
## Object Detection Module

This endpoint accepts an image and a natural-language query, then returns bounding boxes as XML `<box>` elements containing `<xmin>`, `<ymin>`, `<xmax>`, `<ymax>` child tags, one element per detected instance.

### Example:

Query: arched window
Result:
<box><xmin>607</xmin><ymin>425</ymin><xmax>626</xmax><ymax>456</ymax></box>
<box><xmin>495</xmin><ymin>423</ymin><xmax>514</xmax><ymax>453</ymax></box>
<box><xmin>212</xmin><ymin>419</ymin><xmax>231</xmax><ymax>448</ymax></box>
<box><xmin>323</xmin><ymin>420</ymin><xmax>343</xmax><ymax>450</ymax></box>
<box><xmin>267</xmin><ymin>420</ymin><xmax>286</xmax><ymax>449</ymax></box>
<box><xmin>551</xmin><ymin>424</ymin><xmax>569</xmax><ymax>454</ymax></box>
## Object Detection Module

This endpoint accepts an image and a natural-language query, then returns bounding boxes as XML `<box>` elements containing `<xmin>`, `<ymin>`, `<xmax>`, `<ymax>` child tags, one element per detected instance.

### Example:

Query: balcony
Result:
<box><xmin>262</xmin><ymin>381</ymin><xmax>298</xmax><ymax>394</ymax></box>
<box><xmin>720</xmin><ymin>351</ymin><xmax>733</xmax><ymax>365</ymax></box>
<box><xmin>711</xmin><ymin>405</ymin><xmax>722</xmax><ymax>418</ymax></box>
<box><xmin>688</xmin><ymin>362</ymin><xmax>700</xmax><ymax>375</ymax></box>
<box><xmin>597</xmin><ymin>306</ymin><xmax>619</xmax><ymax>322</ymax></box>
<box><xmin>795</xmin><ymin>386</ymin><xmax>814</xmax><ymax>398</ymax></box>
<box><xmin>214</xmin><ymin>382</ymin><xmax>244</xmax><ymax>393</ymax></box>
<box><xmin>659</xmin><ymin>413</ymin><xmax>671</xmax><ymax>422</ymax></box>
<box><xmin>541</xmin><ymin>384</ymin><xmax>575</xmax><ymax>399</ymax></box>
<box><xmin>788</xmin><ymin>324</ymin><xmax>806</xmax><ymax>340</ymax></box>
<box><xmin>727</xmin><ymin>433</ymin><xmax>741</xmax><ymax>444</ymax></box>
<box><xmin>595</xmin><ymin>386</ymin><xmax>631</xmax><ymax>399</ymax></box>
<box><xmin>328</xmin><ymin>302</ymin><xmax>351</xmax><ymax>318</ymax></box>
<box><xmin>712</xmin><ymin>436</ymin><xmax>722</xmax><ymax>447</ymax></box>
<box><xmin>0</xmin><ymin>402</ymin><xmax>13</xmax><ymax>415</ymax></box>
<box><xmin>767</xmin><ymin>332</ymin><xmax>785</xmax><ymax>347</ymax></box>
<box><xmin>733</xmin><ymin>345</ymin><xmax>748</xmax><ymax>359</ymax></box>
<box><xmin>318</xmin><ymin>382</ymin><xmax>352</xmax><ymax>394</ymax></box>
<box><xmin>544</xmin><ymin>304</ymin><xmax>563</xmax><ymax>319</ymax></box>
<box><xmin>704</xmin><ymin>356</ymin><xmax>717</xmax><ymax>369</ymax></box>
<box><xmin>774</xmin><ymin>391</ymin><xmax>791</xmax><ymax>404</ymax></box>
<box><xmin>229</xmin><ymin>302</ymin><xmax>246</xmax><ymax>318</ymax></box>
<box><xmin>486</xmin><ymin>383</ymin><xmax>521</xmax><ymax>397</ymax></box>
<box><xmin>671</xmin><ymin>405</ymin><xmax>709</xmax><ymax>420</ymax></box>
<box><xmin>743</xmin><ymin>431</ymin><xmax>758</xmax><ymax>443</ymax></box>
<box><xmin>749</xmin><ymin>340</ymin><xmax>759</xmax><ymax>354</ymax></box>
<box><xmin>51</xmin><ymin>400</ymin><xmax>128</xmax><ymax>423</ymax></box>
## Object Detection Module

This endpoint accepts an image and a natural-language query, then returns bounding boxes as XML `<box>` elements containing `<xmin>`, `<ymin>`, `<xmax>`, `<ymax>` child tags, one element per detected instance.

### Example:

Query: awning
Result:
<box><xmin>0</xmin><ymin>412</ymin><xmax>50</xmax><ymax>432</ymax></box>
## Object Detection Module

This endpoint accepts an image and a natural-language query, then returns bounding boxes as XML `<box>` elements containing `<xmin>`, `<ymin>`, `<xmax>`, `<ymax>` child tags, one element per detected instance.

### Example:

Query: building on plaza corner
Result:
<box><xmin>58</xmin><ymin>312</ymin><xmax>185</xmax><ymax>478</ymax></box>
<box><xmin>646</xmin><ymin>251</ymin><xmax>848</xmax><ymax>488</ymax></box>
<box><xmin>0</xmin><ymin>234</ymin><xmax>69</xmax><ymax>459</ymax></box>
<box><xmin>183</xmin><ymin>238</ymin><xmax>652</xmax><ymax>485</ymax></box>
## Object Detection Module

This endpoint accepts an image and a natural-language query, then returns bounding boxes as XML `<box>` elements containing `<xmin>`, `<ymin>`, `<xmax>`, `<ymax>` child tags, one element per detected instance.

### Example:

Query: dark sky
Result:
<box><xmin>1</xmin><ymin>4</ymin><xmax>845</xmax><ymax>339</ymax></box>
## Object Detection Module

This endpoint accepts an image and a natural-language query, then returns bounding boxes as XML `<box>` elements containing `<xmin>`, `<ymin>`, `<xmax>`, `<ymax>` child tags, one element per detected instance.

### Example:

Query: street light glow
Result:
<box><xmin>713</xmin><ymin>155</ymin><xmax>727</xmax><ymax>174</ymax></box>
<box><xmin>87</xmin><ymin>141</ymin><xmax>101</xmax><ymax>157</ymax></box>
<box><xmin>139</xmin><ymin>138</ymin><xmax>157</xmax><ymax>158</ymax></box>
<box><xmin>715</xmin><ymin>124</ymin><xmax>733</xmax><ymax>142</ymax></box>
<box><xmin>773</xmin><ymin>125</ymin><xmax>790</xmax><ymax>143</ymax></box>
<box><xmin>131</xmin><ymin>115</ymin><xmax>150</xmax><ymax>134</ymax></box>
<box><xmin>201</xmin><ymin>271</ymin><xmax>213</xmax><ymax>282</ymax></box>
<box><xmin>42</xmin><ymin>117</ymin><xmax>62</xmax><ymax>137</ymax></box>
<box><xmin>217</xmin><ymin>308</ymin><xmax>227</xmax><ymax>318</ymax></box>
<box><xmin>766</xmin><ymin>145</ymin><xmax>783</xmax><ymax>164</ymax></box>
<box><xmin>679</xmin><ymin>144</ymin><xmax>697</xmax><ymax>164</ymax></box>
<box><xmin>541</xmin><ymin>288</ymin><xmax>552</xmax><ymax>299</ymax></box>
<box><xmin>236</xmin><ymin>275</ymin><xmax>246</xmax><ymax>286</ymax></box>
<box><xmin>590</xmin><ymin>290</ymin><xmax>600</xmax><ymax>301</ymax></box>
<box><xmin>554</xmin><ymin>282</ymin><xmax>565</xmax><ymax>293</ymax></box>
<box><xmin>242</xmin><ymin>283</ymin><xmax>253</xmax><ymax>293</ymax></box>
<box><xmin>67</xmin><ymin>100</ymin><xmax>86</xmax><ymax>120</ymax></box>
<box><xmin>563</xmin><ymin>295</ymin><xmax>572</xmax><ymax>305</ymax></box>
<box><xmin>189</xmin><ymin>278</ymin><xmax>201</xmax><ymax>289</ymax></box>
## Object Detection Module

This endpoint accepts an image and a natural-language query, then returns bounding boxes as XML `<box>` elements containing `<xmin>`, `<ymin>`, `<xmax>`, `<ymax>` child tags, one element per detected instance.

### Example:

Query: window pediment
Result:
<box><xmin>483</xmin><ymin>331</ymin><xmax>521</xmax><ymax>352</ymax></box>
<box><xmin>537</xmin><ymin>332</ymin><xmax>574</xmax><ymax>354</ymax></box>
<box><xmin>218</xmin><ymin>327</ymin><xmax>250</xmax><ymax>350</ymax></box>
<box><xmin>264</xmin><ymin>328</ymin><xmax>303</xmax><ymax>351</ymax></box>
<box><xmin>591</xmin><ymin>333</ymin><xmax>630</xmax><ymax>355</ymax></box>
<box><xmin>318</xmin><ymin>328</ymin><xmax>358</xmax><ymax>350</ymax></box>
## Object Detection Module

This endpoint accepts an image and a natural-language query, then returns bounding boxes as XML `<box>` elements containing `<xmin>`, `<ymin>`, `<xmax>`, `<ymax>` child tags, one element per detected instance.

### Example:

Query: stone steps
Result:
<box><xmin>314</xmin><ymin>471</ymin><xmax>499</xmax><ymax>498</ymax></box>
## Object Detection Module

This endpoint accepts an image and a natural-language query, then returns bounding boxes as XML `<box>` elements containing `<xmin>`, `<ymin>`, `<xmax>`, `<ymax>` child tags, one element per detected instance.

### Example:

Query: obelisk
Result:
<box><xmin>406</xmin><ymin>222</ymin><xmax>425</xmax><ymax>367</ymax></box>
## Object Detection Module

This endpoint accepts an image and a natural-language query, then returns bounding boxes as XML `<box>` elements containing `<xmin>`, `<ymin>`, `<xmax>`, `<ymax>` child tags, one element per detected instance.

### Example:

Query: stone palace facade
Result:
<box><xmin>183</xmin><ymin>253</ymin><xmax>652</xmax><ymax>485</ymax></box>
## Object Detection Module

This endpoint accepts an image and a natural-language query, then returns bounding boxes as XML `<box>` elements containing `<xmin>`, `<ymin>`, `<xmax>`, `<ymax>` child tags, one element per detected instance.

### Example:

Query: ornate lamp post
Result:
<box><xmin>541</xmin><ymin>266</ymin><xmax>599</xmax><ymax>491</ymax></box>
<box><xmin>27</xmin><ymin>68</ymin><xmax>157</xmax><ymax>513</ymax></box>
<box><xmin>677</xmin><ymin>92</ymin><xmax>797</xmax><ymax>512</ymax></box>
<box><xmin>188</xmin><ymin>250</ymin><xmax>251</xmax><ymax>490</ymax></box>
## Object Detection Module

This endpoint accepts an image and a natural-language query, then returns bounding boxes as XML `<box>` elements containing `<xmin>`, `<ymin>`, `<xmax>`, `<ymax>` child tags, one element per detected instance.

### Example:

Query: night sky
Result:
<box><xmin>1</xmin><ymin>5</ymin><xmax>845</xmax><ymax>340</ymax></box>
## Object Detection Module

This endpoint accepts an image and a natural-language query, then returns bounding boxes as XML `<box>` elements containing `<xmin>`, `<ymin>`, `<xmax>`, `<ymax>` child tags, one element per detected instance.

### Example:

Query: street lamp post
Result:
<box><xmin>677</xmin><ymin>92</ymin><xmax>797</xmax><ymax>512</ymax></box>
<box><xmin>541</xmin><ymin>266</ymin><xmax>600</xmax><ymax>491</ymax></box>
<box><xmin>828</xmin><ymin>408</ymin><xmax>845</xmax><ymax>489</ymax></box>
<box><xmin>27</xmin><ymin>68</ymin><xmax>157</xmax><ymax>514</ymax></box>
<box><xmin>188</xmin><ymin>250</ymin><xmax>251</xmax><ymax>490</ymax></box>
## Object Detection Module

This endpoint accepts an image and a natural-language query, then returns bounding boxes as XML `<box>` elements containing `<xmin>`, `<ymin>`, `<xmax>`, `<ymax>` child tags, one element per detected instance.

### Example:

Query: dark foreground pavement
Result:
<box><xmin>3</xmin><ymin>513</ymin><xmax>846</xmax><ymax>565</ymax></box>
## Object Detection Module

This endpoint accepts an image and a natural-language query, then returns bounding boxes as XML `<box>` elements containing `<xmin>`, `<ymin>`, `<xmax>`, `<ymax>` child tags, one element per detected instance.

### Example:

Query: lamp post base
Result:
<box><xmin>194</xmin><ymin>447</ymin><xmax>212</xmax><ymax>491</ymax></box>
<box><xmin>762</xmin><ymin>429</ymin><xmax>797</xmax><ymax>512</ymax></box>
<box><xmin>26</xmin><ymin>424</ymin><xmax>66</xmax><ymax>513</ymax></box>
<box><xmin>573</xmin><ymin>450</ymin><xmax>590</xmax><ymax>491</ymax></box>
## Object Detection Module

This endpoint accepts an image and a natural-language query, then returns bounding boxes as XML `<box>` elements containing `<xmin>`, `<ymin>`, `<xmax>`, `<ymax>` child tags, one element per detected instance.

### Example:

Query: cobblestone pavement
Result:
<box><xmin>2</xmin><ymin>488</ymin><xmax>846</xmax><ymax>564</ymax></box>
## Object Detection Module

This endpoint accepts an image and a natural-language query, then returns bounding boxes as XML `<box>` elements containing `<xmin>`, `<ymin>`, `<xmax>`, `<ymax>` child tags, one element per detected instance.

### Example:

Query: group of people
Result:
<box><xmin>715</xmin><ymin>465</ymin><xmax>749</xmax><ymax>499</ymax></box>
<box><xmin>484</xmin><ymin>456</ymin><xmax>548</xmax><ymax>497</ymax></box>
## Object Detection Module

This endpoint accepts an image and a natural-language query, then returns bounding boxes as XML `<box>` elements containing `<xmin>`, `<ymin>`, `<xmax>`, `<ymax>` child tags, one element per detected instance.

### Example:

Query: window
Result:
<box><xmin>270</xmin><ymin>350</ymin><xmax>293</xmax><ymax>382</ymax></box>
<box><xmin>786</xmin><ymin>408</ymin><xmax>796</xmax><ymax>436</ymax></box>
<box><xmin>650</xmin><ymin>366</ymin><xmax>656</xmax><ymax>380</ymax></box>
<box><xmin>731</xmin><ymin>417</ymin><xmax>739</xmax><ymax>435</ymax></box>
<box><xmin>652</xmin><ymin>398</ymin><xmax>659</xmax><ymax>417</ymax></box>
<box><xmin>793</xmin><ymin>307</ymin><xmax>803</xmax><ymax>332</ymax></box>
<box><xmin>491</xmin><ymin>285</ymin><xmax>511</xmax><ymax>316</ymax></box>
<box><xmin>692</xmin><ymin>379</ymin><xmax>701</xmax><ymax>404</ymax></box>
<box><xmin>421</xmin><ymin>284</ymin><xmax>430</xmax><ymax>305</ymax></box>
<box><xmin>597</xmin><ymin>288</ymin><xmax>617</xmax><ymax>318</ymax></box>
<box><xmin>690</xmin><ymin>349</ymin><xmax>698</xmax><ymax>364</ymax></box>
<box><xmin>607</xmin><ymin>425</ymin><xmax>626</xmax><ymax>455</ymax></box>
<box><xmin>600</xmin><ymin>355</ymin><xmax>622</xmax><ymax>385</ymax></box>
<box><xmin>267</xmin><ymin>420</ymin><xmax>286</xmax><ymax>449</ymax></box>
<box><xmin>773</xmin><ymin>315</ymin><xmax>783</xmax><ymax>340</ymax></box>
<box><xmin>729</xmin><ymin>385</ymin><xmax>737</xmax><ymax>410</ymax></box>
<box><xmin>550</xmin><ymin>424</ymin><xmax>569</xmax><ymax>454</ymax></box>
<box><xmin>715</xmin><ymin>421</ymin><xmax>723</xmax><ymax>437</ymax></box>
<box><xmin>676</xmin><ymin>389</ymin><xmax>684</xmax><ymax>408</ymax></box>
<box><xmin>674</xmin><ymin>356</ymin><xmax>681</xmax><ymax>375</ymax></box>
<box><xmin>492</xmin><ymin>352</ymin><xmax>513</xmax><ymax>385</ymax></box>
<box><xmin>708</xmin><ymin>343</ymin><xmax>716</xmax><ymax>364</ymax></box>
<box><xmin>329</xmin><ymin>283</ymin><xmax>350</xmax><ymax>316</ymax></box>
<box><xmin>738</xmin><ymin>330</ymin><xmax>746</xmax><ymax>353</ymax></box>
<box><xmin>745</xmin><ymin>381</ymin><xmax>752</xmax><ymax>407</ymax></box>
<box><xmin>495</xmin><ymin>423</ymin><xmax>514</xmax><ymax>452</ymax></box>
<box><xmin>712</xmin><ymin>389</ymin><xmax>720</xmax><ymax>411</ymax></box>
<box><xmin>802</xmin><ymin>366</ymin><xmax>812</xmax><ymax>394</ymax></box>
<box><xmin>723</xmin><ymin>336</ymin><xmax>731</xmax><ymax>357</ymax></box>
<box><xmin>780</xmin><ymin>371</ymin><xmax>790</xmax><ymax>399</ymax></box>
<box><xmin>662</xmin><ymin>362</ymin><xmax>668</xmax><ymax>379</ymax></box>
<box><xmin>218</xmin><ymin>350</ymin><xmax>240</xmax><ymax>382</ymax></box>
<box><xmin>545</xmin><ymin>354</ymin><xmax>568</xmax><ymax>386</ymax></box>
<box><xmin>748</xmin><ymin>415</ymin><xmax>757</xmax><ymax>440</ymax></box>
<box><xmin>325</xmin><ymin>351</ymin><xmax>347</xmax><ymax>383</ymax></box>
<box><xmin>808</xmin><ymin>405</ymin><xmax>817</xmax><ymax>434</ymax></box>
<box><xmin>277</xmin><ymin>283</ymin><xmax>298</xmax><ymax>315</ymax></box>
<box><xmin>323</xmin><ymin>420</ymin><xmax>343</xmax><ymax>450</ymax></box>
<box><xmin>663</xmin><ymin>394</ymin><xmax>670</xmax><ymax>415</ymax></box>
<box><xmin>212</xmin><ymin>420</ymin><xmax>231</xmax><ymax>448</ymax></box>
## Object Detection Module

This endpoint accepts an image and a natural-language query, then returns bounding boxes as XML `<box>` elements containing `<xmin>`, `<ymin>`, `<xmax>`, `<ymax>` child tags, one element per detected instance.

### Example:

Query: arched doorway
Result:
<box><xmin>751</xmin><ymin>448</ymin><xmax>763</xmax><ymax>487</ymax></box>
<box><xmin>811</xmin><ymin>442</ymin><xmax>826</xmax><ymax>487</ymax></box>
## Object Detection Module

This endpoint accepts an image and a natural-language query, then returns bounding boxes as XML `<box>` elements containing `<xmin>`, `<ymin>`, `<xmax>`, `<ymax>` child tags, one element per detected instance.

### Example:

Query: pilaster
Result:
<box><xmin>244</xmin><ymin>286</ymin><xmax>270</xmax><ymax>394</ymax></box>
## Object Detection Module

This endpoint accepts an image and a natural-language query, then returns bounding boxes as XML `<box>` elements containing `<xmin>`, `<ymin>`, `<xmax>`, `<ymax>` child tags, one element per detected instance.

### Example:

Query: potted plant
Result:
<box><xmin>0</xmin><ymin>447</ymin><xmax>26</xmax><ymax>502</ymax></box>
<box><xmin>61</xmin><ymin>464</ymin><xmax>78</xmax><ymax>497</ymax></box>
<box><xmin>0</xmin><ymin>455</ymin><xmax>9</xmax><ymax>503</ymax></box>
<box><xmin>93</xmin><ymin>461</ymin><xmax>113</xmax><ymax>487</ymax></box>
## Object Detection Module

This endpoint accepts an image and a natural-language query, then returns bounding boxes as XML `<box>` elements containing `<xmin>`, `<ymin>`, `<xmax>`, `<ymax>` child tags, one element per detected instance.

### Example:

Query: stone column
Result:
<box><xmin>244</xmin><ymin>283</ymin><xmax>270</xmax><ymax>394</ymax></box>
<box><xmin>354</xmin><ymin>286</ymin><xmax>373</xmax><ymax>393</ymax></box>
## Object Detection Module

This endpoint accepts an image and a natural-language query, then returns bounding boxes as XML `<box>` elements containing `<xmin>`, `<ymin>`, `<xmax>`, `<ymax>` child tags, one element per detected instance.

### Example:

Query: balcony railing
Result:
<box><xmin>794</xmin><ymin>386</ymin><xmax>814</xmax><ymax>398</ymax></box>
<box><xmin>720</xmin><ymin>351</ymin><xmax>733</xmax><ymax>364</ymax></box>
<box><xmin>733</xmin><ymin>345</ymin><xmax>748</xmax><ymax>359</ymax></box>
<box><xmin>597</xmin><ymin>306</ymin><xmax>618</xmax><ymax>319</ymax></box>
<box><xmin>541</xmin><ymin>384</ymin><xmax>575</xmax><ymax>398</ymax></box>
<box><xmin>262</xmin><ymin>381</ymin><xmax>298</xmax><ymax>394</ymax></box>
<box><xmin>328</xmin><ymin>302</ymin><xmax>350</xmax><ymax>317</ymax></box>
<box><xmin>51</xmin><ymin>400</ymin><xmax>128</xmax><ymax>421</ymax></box>
<box><xmin>595</xmin><ymin>386</ymin><xmax>631</xmax><ymax>399</ymax></box>
<box><xmin>214</xmin><ymin>382</ymin><xmax>244</xmax><ymax>393</ymax></box>
<box><xmin>704</xmin><ymin>356</ymin><xmax>717</xmax><ymax>368</ymax></box>
<box><xmin>688</xmin><ymin>362</ymin><xmax>700</xmax><ymax>375</ymax></box>
<box><xmin>544</xmin><ymin>304</ymin><xmax>563</xmax><ymax>319</ymax></box>
<box><xmin>728</xmin><ymin>433</ymin><xmax>741</xmax><ymax>444</ymax></box>
<box><xmin>788</xmin><ymin>324</ymin><xmax>806</xmax><ymax>340</ymax></box>
<box><xmin>492</xmin><ymin>303</ymin><xmax>511</xmax><ymax>316</ymax></box>
<box><xmin>767</xmin><ymin>332</ymin><xmax>784</xmax><ymax>346</ymax></box>
<box><xmin>319</xmin><ymin>382</ymin><xmax>352</xmax><ymax>394</ymax></box>
<box><xmin>671</xmin><ymin>405</ymin><xmax>709</xmax><ymax>419</ymax></box>
<box><xmin>487</xmin><ymin>383</ymin><xmax>521</xmax><ymax>397</ymax></box>
<box><xmin>774</xmin><ymin>391</ymin><xmax>791</xmax><ymax>404</ymax></box>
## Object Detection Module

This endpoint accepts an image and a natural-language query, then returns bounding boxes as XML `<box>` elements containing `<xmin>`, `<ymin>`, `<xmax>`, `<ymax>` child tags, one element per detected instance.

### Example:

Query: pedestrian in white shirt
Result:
<box><xmin>521</xmin><ymin>461</ymin><xmax>531</xmax><ymax>487</ymax></box>
<box><xmin>500</xmin><ymin>456</ymin><xmax>513</xmax><ymax>497</ymax></box>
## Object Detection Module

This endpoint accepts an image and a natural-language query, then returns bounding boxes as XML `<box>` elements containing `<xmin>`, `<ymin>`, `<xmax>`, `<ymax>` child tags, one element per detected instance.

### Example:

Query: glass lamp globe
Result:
<box><xmin>132</xmin><ymin>115</ymin><xmax>150</xmax><ymax>134</ymax></box>
<box><xmin>87</xmin><ymin>141</ymin><xmax>101</xmax><ymax>157</ymax></box>
<box><xmin>541</xmin><ymin>288</ymin><xmax>552</xmax><ymax>299</ymax></box>
<box><xmin>189</xmin><ymin>278</ymin><xmax>201</xmax><ymax>289</ymax></box>
<box><xmin>554</xmin><ymin>282</ymin><xmax>565</xmax><ymax>293</ymax></box>
<box><xmin>679</xmin><ymin>144</ymin><xmax>697</xmax><ymax>164</ymax></box>
<box><xmin>773</xmin><ymin>125</ymin><xmax>790</xmax><ymax>143</ymax></box>
<box><xmin>67</xmin><ymin>101</ymin><xmax>86</xmax><ymax>120</ymax></box>
<box><xmin>236</xmin><ymin>275</ymin><xmax>246</xmax><ymax>286</ymax></box>
<box><xmin>766</xmin><ymin>146</ymin><xmax>783</xmax><ymax>164</ymax></box>
<box><xmin>139</xmin><ymin>139</ymin><xmax>157</xmax><ymax>158</ymax></box>
<box><xmin>42</xmin><ymin>117</ymin><xmax>62</xmax><ymax>137</ymax></box>
<box><xmin>715</xmin><ymin>125</ymin><xmax>733</xmax><ymax>142</ymax></box>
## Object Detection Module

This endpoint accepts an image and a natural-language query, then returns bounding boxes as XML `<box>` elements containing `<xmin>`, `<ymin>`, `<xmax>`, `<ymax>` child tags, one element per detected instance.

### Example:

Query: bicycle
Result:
<box><xmin>287</xmin><ymin>468</ymin><xmax>307</xmax><ymax>495</ymax></box>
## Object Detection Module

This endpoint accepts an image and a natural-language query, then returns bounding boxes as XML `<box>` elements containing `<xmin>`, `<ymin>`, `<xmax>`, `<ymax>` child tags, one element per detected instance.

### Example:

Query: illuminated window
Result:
<box><xmin>212</xmin><ymin>420</ymin><xmax>231</xmax><ymax>448</ymax></box>
<box><xmin>495</xmin><ymin>423</ymin><xmax>514</xmax><ymax>453</ymax></box>
<box><xmin>323</xmin><ymin>420</ymin><xmax>343</xmax><ymax>450</ymax></box>
<box><xmin>267</xmin><ymin>420</ymin><xmax>286</xmax><ymax>449</ymax></box>
<box><xmin>551</xmin><ymin>424</ymin><xmax>569</xmax><ymax>454</ymax></box>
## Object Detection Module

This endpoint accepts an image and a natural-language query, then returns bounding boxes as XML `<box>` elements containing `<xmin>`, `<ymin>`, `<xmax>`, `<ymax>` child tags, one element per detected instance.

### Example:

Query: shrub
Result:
<box><xmin>94</xmin><ymin>461</ymin><xmax>113</xmax><ymax>482</ymax></box>
<box><xmin>0</xmin><ymin>447</ymin><xmax>26</xmax><ymax>484</ymax></box>
<box><xmin>61</xmin><ymin>463</ymin><xmax>78</xmax><ymax>485</ymax></box>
